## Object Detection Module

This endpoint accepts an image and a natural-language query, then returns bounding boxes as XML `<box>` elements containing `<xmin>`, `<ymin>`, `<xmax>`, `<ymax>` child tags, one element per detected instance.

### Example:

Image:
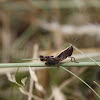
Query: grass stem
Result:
<box><xmin>0</xmin><ymin>62</ymin><xmax>100</xmax><ymax>67</ymax></box>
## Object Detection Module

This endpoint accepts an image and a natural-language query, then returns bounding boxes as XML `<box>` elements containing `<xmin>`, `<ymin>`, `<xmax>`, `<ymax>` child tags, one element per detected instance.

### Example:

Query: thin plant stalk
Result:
<box><xmin>0</xmin><ymin>62</ymin><xmax>100</xmax><ymax>67</ymax></box>
<box><xmin>28</xmin><ymin>44</ymin><xmax>39</xmax><ymax>100</ymax></box>
<box><xmin>60</xmin><ymin>66</ymin><xmax>100</xmax><ymax>99</ymax></box>
<box><xmin>73</xmin><ymin>46</ymin><xmax>100</xmax><ymax>66</ymax></box>
<box><xmin>93</xmin><ymin>81</ymin><xmax>100</xmax><ymax>88</ymax></box>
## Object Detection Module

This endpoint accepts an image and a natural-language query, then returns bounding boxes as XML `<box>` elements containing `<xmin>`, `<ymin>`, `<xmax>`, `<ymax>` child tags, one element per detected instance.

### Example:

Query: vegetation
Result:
<box><xmin>0</xmin><ymin>0</ymin><xmax>100</xmax><ymax>100</ymax></box>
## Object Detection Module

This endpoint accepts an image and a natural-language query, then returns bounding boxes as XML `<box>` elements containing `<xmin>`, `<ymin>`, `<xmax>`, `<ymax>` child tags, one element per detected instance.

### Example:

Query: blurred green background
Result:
<box><xmin>0</xmin><ymin>0</ymin><xmax>100</xmax><ymax>100</ymax></box>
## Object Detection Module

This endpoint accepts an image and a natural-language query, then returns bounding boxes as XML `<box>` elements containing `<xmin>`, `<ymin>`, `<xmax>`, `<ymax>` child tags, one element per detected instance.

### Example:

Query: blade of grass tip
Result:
<box><xmin>73</xmin><ymin>46</ymin><xmax>100</xmax><ymax>66</ymax></box>
<box><xmin>22</xmin><ymin>58</ymin><xmax>40</xmax><ymax>60</ymax></box>
<box><xmin>93</xmin><ymin>81</ymin><xmax>100</xmax><ymax>87</ymax></box>
<box><xmin>60</xmin><ymin>66</ymin><xmax>100</xmax><ymax>99</ymax></box>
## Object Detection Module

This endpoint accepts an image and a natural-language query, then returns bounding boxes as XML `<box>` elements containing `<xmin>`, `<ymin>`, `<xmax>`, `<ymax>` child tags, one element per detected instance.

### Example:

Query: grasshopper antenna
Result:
<box><xmin>72</xmin><ymin>37</ymin><xmax>79</xmax><ymax>46</ymax></box>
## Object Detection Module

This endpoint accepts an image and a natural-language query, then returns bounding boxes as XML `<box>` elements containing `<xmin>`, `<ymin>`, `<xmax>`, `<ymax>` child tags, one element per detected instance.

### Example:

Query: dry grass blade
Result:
<box><xmin>19</xmin><ymin>87</ymin><xmax>43</xmax><ymax>100</ymax></box>
<box><xmin>29</xmin><ymin>66</ymin><xmax>46</xmax><ymax>94</ymax></box>
<box><xmin>6</xmin><ymin>72</ymin><xmax>43</xmax><ymax>100</ymax></box>
<box><xmin>35</xmin><ymin>82</ymin><xmax>46</xmax><ymax>94</ymax></box>
<box><xmin>29</xmin><ymin>67</ymin><xmax>38</xmax><ymax>82</ymax></box>
<box><xmin>21</xmin><ymin>77</ymin><xmax>27</xmax><ymax>86</ymax></box>
<box><xmin>28</xmin><ymin>44</ymin><xmax>38</xmax><ymax>100</ymax></box>
<box><xmin>52</xmin><ymin>86</ymin><xmax>65</xmax><ymax>100</ymax></box>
